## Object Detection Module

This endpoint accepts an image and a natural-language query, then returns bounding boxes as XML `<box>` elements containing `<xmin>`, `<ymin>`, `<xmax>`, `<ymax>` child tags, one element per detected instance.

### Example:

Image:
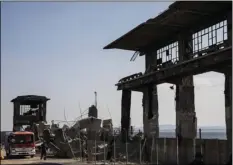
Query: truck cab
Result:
<box><xmin>5</xmin><ymin>131</ymin><xmax>36</xmax><ymax>158</ymax></box>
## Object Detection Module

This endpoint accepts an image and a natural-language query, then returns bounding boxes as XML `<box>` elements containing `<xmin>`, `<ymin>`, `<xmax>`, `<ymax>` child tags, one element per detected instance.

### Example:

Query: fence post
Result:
<box><xmin>199</xmin><ymin>128</ymin><xmax>203</xmax><ymax>154</ymax></box>
<box><xmin>176</xmin><ymin>126</ymin><xmax>179</xmax><ymax>165</ymax></box>
<box><xmin>104</xmin><ymin>132</ymin><xmax>106</xmax><ymax>164</ymax></box>
<box><xmin>139</xmin><ymin>139</ymin><xmax>142</xmax><ymax>164</ymax></box>
<box><xmin>216</xmin><ymin>139</ymin><xmax>219</xmax><ymax>165</ymax></box>
<box><xmin>156</xmin><ymin>137</ymin><xmax>158</xmax><ymax>165</ymax></box>
<box><xmin>125</xmin><ymin>129</ymin><xmax>128</xmax><ymax>165</ymax></box>
<box><xmin>95</xmin><ymin>132</ymin><xmax>97</xmax><ymax>165</ymax></box>
<box><xmin>114</xmin><ymin>131</ymin><xmax>116</xmax><ymax>165</ymax></box>
<box><xmin>163</xmin><ymin>138</ymin><xmax>166</xmax><ymax>163</ymax></box>
<box><xmin>78</xmin><ymin>128</ymin><xmax>82</xmax><ymax>162</ymax></box>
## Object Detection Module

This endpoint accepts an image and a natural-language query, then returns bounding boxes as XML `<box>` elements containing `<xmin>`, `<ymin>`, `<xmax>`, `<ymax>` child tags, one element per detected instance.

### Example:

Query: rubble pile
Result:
<box><xmin>32</xmin><ymin>105</ymin><xmax>113</xmax><ymax>159</ymax></box>
<box><xmin>33</xmin><ymin>105</ymin><xmax>143</xmax><ymax>162</ymax></box>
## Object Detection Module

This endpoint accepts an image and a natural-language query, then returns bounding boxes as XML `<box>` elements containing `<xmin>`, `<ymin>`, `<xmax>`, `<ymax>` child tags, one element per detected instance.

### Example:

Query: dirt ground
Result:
<box><xmin>0</xmin><ymin>156</ymin><xmax>137</xmax><ymax>165</ymax></box>
<box><xmin>0</xmin><ymin>147</ymin><xmax>80</xmax><ymax>165</ymax></box>
<box><xmin>0</xmin><ymin>156</ymin><xmax>79</xmax><ymax>165</ymax></box>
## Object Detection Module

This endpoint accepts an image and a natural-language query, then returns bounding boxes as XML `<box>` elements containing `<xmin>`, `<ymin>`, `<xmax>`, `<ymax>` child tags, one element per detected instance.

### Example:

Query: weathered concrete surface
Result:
<box><xmin>175</xmin><ymin>76</ymin><xmax>196</xmax><ymax>165</ymax></box>
<box><xmin>121</xmin><ymin>90</ymin><xmax>131</xmax><ymax>141</ymax></box>
<box><xmin>142</xmin><ymin>52</ymin><xmax>159</xmax><ymax>138</ymax></box>
<box><xmin>225</xmin><ymin>10</ymin><xmax>232</xmax><ymax>157</ymax></box>
<box><xmin>142</xmin><ymin>85</ymin><xmax>159</xmax><ymax>164</ymax></box>
<box><xmin>142</xmin><ymin>85</ymin><xmax>159</xmax><ymax>138</ymax></box>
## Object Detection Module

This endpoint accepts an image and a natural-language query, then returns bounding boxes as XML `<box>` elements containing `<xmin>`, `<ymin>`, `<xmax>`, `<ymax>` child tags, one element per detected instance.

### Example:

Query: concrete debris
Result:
<box><xmin>32</xmin><ymin>105</ymin><xmax>142</xmax><ymax>160</ymax></box>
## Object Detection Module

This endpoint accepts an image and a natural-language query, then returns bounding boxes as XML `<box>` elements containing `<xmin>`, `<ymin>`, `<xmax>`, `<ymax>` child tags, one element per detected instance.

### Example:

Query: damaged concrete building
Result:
<box><xmin>11</xmin><ymin>95</ymin><xmax>50</xmax><ymax>132</ymax></box>
<box><xmin>9</xmin><ymin>95</ymin><xmax>118</xmax><ymax>161</ymax></box>
<box><xmin>103</xmin><ymin>1</ymin><xmax>232</xmax><ymax>164</ymax></box>
<box><xmin>4</xmin><ymin>2</ymin><xmax>231</xmax><ymax>164</ymax></box>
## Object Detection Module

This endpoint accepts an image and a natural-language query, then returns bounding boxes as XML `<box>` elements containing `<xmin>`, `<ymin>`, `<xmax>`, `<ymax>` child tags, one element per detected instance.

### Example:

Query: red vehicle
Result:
<box><xmin>5</xmin><ymin>131</ymin><xmax>36</xmax><ymax>158</ymax></box>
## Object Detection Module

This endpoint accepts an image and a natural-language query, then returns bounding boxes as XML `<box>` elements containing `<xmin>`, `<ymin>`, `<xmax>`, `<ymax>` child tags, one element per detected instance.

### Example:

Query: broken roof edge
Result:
<box><xmin>103</xmin><ymin>1</ymin><xmax>179</xmax><ymax>51</ymax></box>
<box><xmin>103</xmin><ymin>23</ymin><xmax>145</xmax><ymax>50</ymax></box>
<box><xmin>11</xmin><ymin>95</ymin><xmax>50</xmax><ymax>103</ymax></box>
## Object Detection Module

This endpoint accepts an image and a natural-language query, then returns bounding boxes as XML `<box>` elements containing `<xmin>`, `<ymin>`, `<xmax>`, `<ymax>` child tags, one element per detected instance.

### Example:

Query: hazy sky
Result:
<box><xmin>1</xmin><ymin>2</ymin><xmax>226</xmax><ymax>131</ymax></box>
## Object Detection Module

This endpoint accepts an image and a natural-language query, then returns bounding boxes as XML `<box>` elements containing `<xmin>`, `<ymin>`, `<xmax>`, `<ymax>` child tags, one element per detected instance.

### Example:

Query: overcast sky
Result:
<box><xmin>1</xmin><ymin>2</ymin><xmax>226</xmax><ymax>131</ymax></box>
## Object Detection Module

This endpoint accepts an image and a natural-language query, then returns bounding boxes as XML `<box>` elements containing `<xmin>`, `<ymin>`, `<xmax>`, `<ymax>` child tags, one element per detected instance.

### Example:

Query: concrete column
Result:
<box><xmin>176</xmin><ymin>76</ymin><xmax>197</xmax><ymax>165</ymax></box>
<box><xmin>143</xmin><ymin>85</ymin><xmax>159</xmax><ymax>138</ymax></box>
<box><xmin>121</xmin><ymin>90</ymin><xmax>131</xmax><ymax>141</ymax></box>
<box><xmin>152</xmin><ymin>85</ymin><xmax>159</xmax><ymax>138</ymax></box>
<box><xmin>143</xmin><ymin>51</ymin><xmax>159</xmax><ymax>138</ymax></box>
<box><xmin>142</xmin><ymin>85</ymin><xmax>159</xmax><ymax>164</ymax></box>
<box><xmin>225</xmin><ymin>10</ymin><xmax>232</xmax><ymax>157</ymax></box>
<box><xmin>176</xmin><ymin>32</ymin><xmax>196</xmax><ymax>164</ymax></box>
<box><xmin>224</xmin><ymin>71</ymin><xmax>232</xmax><ymax>156</ymax></box>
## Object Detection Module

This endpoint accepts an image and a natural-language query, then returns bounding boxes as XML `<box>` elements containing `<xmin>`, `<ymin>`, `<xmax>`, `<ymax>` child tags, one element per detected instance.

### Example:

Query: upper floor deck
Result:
<box><xmin>104</xmin><ymin>1</ymin><xmax>232</xmax><ymax>90</ymax></box>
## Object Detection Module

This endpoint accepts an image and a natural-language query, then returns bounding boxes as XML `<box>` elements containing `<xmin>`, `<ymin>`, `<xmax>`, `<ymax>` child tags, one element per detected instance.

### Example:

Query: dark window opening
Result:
<box><xmin>192</xmin><ymin>20</ymin><xmax>228</xmax><ymax>58</ymax></box>
<box><xmin>9</xmin><ymin>134</ymin><xmax>34</xmax><ymax>144</ymax></box>
<box><xmin>156</xmin><ymin>41</ymin><xmax>179</xmax><ymax>69</ymax></box>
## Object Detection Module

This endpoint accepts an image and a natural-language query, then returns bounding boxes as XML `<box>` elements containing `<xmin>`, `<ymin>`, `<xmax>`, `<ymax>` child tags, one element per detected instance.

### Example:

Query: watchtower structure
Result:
<box><xmin>11</xmin><ymin>95</ymin><xmax>50</xmax><ymax>131</ymax></box>
<box><xmin>104</xmin><ymin>1</ymin><xmax>232</xmax><ymax>164</ymax></box>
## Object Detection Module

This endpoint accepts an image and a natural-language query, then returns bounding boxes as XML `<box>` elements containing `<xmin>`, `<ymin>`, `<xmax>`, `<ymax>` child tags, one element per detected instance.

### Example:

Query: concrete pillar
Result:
<box><xmin>143</xmin><ymin>85</ymin><xmax>159</xmax><ymax>138</ymax></box>
<box><xmin>143</xmin><ymin>51</ymin><xmax>159</xmax><ymax>138</ymax></box>
<box><xmin>175</xmin><ymin>32</ymin><xmax>196</xmax><ymax>164</ymax></box>
<box><xmin>175</xmin><ymin>76</ymin><xmax>196</xmax><ymax>164</ymax></box>
<box><xmin>142</xmin><ymin>84</ymin><xmax>159</xmax><ymax>164</ymax></box>
<box><xmin>224</xmin><ymin>9</ymin><xmax>232</xmax><ymax>157</ymax></box>
<box><xmin>152</xmin><ymin>85</ymin><xmax>159</xmax><ymax>137</ymax></box>
<box><xmin>121</xmin><ymin>90</ymin><xmax>131</xmax><ymax>141</ymax></box>
<box><xmin>224</xmin><ymin>71</ymin><xmax>232</xmax><ymax>156</ymax></box>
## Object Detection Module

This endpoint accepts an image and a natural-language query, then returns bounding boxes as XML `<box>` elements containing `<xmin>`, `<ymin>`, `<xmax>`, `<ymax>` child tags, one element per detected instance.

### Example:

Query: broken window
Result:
<box><xmin>192</xmin><ymin>20</ymin><xmax>228</xmax><ymax>58</ymax></box>
<box><xmin>156</xmin><ymin>41</ymin><xmax>179</xmax><ymax>68</ymax></box>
